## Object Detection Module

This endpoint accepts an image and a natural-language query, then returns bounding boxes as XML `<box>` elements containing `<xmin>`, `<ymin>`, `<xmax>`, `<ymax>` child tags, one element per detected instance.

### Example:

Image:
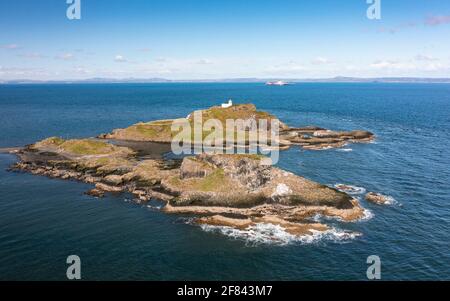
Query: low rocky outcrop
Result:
<box><xmin>85</xmin><ymin>188</ymin><xmax>105</xmax><ymax>198</ymax></box>
<box><xmin>100</xmin><ymin>104</ymin><xmax>374</xmax><ymax>151</ymax></box>
<box><xmin>365</xmin><ymin>192</ymin><xmax>393</xmax><ymax>205</ymax></box>
<box><xmin>196</xmin><ymin>214</ymin><xmax>329</xmax><ymax>236</ymax></box>
<box><xmin>281</xmin><ymin>128</ymin><xmax>374</xmax><ymax>150</ymax></box>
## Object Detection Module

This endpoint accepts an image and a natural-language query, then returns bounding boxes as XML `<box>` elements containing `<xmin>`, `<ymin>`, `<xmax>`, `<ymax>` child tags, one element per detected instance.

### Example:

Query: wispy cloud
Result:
<box><xmin>370</xmin><ymin>60</ymin><xmax>416</xmax><ymax>70</ymax></box>
<box><xmin>155</xmin><ymin>57</ymin><xmax>168</xmax><ymax>63</ymax></box>
<box><xmin>375</xmin><ymin>14</ymin><xmax>450</xmax><ymax>33</ymax></box>
<box><xmin>415</xmin><ymin>54</ymin><xmax>439</xmax><ymax>62</ymax></box>
<box><xmin>0</xmin><ymin>66</ymin><xmax>51</xmax><ymax>77</ymax></box>
<box><xmin>195</xmin><ymin>58</ymin><xmax>213</xmax><ymax>65</ymax></box>
<box><xmin>18</xmin><ymin>52</ymin><xmax>47</xmax><ymax>59</ymax></box>
<box><xmin>425</xmin><ymin>15</ymin><xmax>450</xmax><ymax>26</ymax></box>
<box><xmin>1</xmin><ymin>44</ymin><xmax>21</xmax><ymax>50</ymax></box>
<box><xmin>377</xmin><ymin>26</ymin><xmax>397</xmax><ymax>34</ymax></box>
<box><xmin>376</xmin><ymin>21</ymin><xmax>417</xmax><ymax>34</ymax></box>
<box><xmin>369</xmin><ymin>58</ymin><xmax>449</xmax><ymax>73</ymax></box>
<box><xmin>265</xmin><ymin>61</ymin><xmax>307</xmax><ymax>74</ymax></box>
<box><xmin>311</xmin><ymin>57</ymin><xmax>332</xmax><ymax>65</ymax></box>
<box><xmin>55</xmin><ymin>53</ymin><xmax>75</xmax><ymax>61</ymax></box>
<box><xmin>73</xmin><ymin>66</ymin><xmax>91</xmax><ymax>75</ymax></box>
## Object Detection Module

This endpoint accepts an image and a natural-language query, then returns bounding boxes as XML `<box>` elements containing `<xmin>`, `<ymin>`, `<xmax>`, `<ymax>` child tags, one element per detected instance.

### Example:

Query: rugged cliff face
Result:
<box><xmin>163</xmin><ymin>154</ymin><xmax>355</xmax><ymax>209</ymax></box>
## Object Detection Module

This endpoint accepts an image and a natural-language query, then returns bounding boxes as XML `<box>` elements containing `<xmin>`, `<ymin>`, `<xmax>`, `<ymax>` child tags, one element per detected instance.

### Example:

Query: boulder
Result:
<box><xmin>85</xmin><ymin>188</ymin><xmax>105</xmax><ymax>198</ymax></box>
<box><xmin>104</xmin><ymin>174</ymin><xmax>123</xmax><ymax>186</ymax></box>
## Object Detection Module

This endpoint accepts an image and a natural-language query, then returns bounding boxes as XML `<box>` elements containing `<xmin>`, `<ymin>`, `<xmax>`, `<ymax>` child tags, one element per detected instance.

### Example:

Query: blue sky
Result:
<box><xmin>1</xmin><ymin>0</ymin><xmax>450</xmax><ymax>80</ymax></box>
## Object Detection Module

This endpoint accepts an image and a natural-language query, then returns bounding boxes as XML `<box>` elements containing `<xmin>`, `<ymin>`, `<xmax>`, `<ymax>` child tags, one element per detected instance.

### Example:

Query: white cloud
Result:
<box><xmin>344</xmin><ymin>65</ymin><xmax>360</xmax><ymax>71</ymax></box>
<box><xmin>18</xmin><ymin>52</ymin><xmax>46</xmax><ymax>59</ymax></box>
<box><xmin>55</xmin><ymin>53</ymin><xmax>75</xmax><ymax>60</ymax></box>
<box><xmin>370</xmin><ymin>60</ymin><xmax>416</xmax><ymax>70</ymax></box>
<box><xmin>1</xmin><ymin>44</ymin><xmax>20</xmax><ymax>50</ymax></box>
<box><xmin>422</xmin><ymin>62</ymin><xmax>447</xmax><ymax>71</ymax></box>
<box><xmin>114</xmin><ymin>55</ymin><xmax>128</xmax><ymax>62</ymax></box>
<box><xmin>154</xmin><ymin>57</ymin><xmax>169</xmax><ymax>63</ymax></box>
<box><xmin>265</xmin><ymin>61</ymin><xmax>307</xmax><ymax>74</ymax></box>
<box><xmin>196</xmin><ymin>58</ymin><xmax>213</xmax><ymax>65</ymax></box>
<box><xmin>73</xmin><ymin>66</ymin><xmax>91</xmax><ymax>74</ymax></box>
<box><xmin>0</xmin><ymin>66</ymin><xmax>52</xmax><ymax>77</ymax></box>
<box><xmin>415</xmin><ymin>54</ymin><xmax>439</xmax><ymax>62</ymax></box>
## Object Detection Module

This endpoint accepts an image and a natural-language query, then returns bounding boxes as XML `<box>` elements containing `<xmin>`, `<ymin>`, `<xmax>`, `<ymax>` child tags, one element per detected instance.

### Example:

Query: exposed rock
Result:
<box><xmin>85</xmin><ymin>188</ymin><xmax>105</xmax><ymax>198</ymax></box>
<box><xmin>195</xmin><ymin>214</ymin><xmax>329</xmax><ymax>236</ymax></box>
<box><xmin>365</xmin><ymin>192</ymin><xmax>393</xmax><ymax>205</ymax></box>
<box><xmin>162</xmin><ymin>154</ymin><xmax>356</xmax><ymax>211</ymax></box>
<box><xmin>95</xmin><ymin>182</ymin><xmax>123</xmax><ymax>192</ymax></box>
<box><xmin>180</xmin><ymin>157</ymin><xmax>214</xmax><ymax>179</ymax></box>
<box><xmin>103</xmin><ymin>174</ymin><xmax>123</xmax><ymax>186</ymax></box>
<box><xmin>288</xmin><ymin>129</ymin><xmax>374</xmax><ymax>150</ymax></box>
<box><xmin>196</xmin><ymin>215</ymin><xmax>254</xmax><ymax>229</ymax></box>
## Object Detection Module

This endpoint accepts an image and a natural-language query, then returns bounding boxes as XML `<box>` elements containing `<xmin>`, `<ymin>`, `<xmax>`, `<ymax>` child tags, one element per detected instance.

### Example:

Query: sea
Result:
<box><xmin>0</xmin><ymin>83</ymin><xmax>449</xmax><ymax>280</ymax></box>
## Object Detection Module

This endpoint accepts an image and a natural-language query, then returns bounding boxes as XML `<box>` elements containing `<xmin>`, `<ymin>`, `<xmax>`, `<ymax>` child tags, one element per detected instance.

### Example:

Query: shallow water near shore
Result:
<box><xmin>0</xmin><ymin>83</ymin><xmax>449</xmax><ymax>280</ymax></box>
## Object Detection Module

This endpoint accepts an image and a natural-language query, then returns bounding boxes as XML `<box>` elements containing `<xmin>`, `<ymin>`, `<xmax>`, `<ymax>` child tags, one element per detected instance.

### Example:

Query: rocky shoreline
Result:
<box><xmin>7</xmin><ymin>103</ymin><xmax>378</xmax><ymax>241</ymax></box>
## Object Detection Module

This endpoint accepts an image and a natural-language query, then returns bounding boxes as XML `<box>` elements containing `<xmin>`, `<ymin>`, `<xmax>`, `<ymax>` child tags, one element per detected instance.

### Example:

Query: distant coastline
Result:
<box><xmin>2</xmin><ymin>76</ymin><xmax>450</xmax><ymax>85</ymax></box>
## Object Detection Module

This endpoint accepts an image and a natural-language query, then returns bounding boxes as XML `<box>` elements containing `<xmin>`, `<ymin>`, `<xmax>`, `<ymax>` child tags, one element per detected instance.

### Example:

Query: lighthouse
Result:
<box><xmin>221</xmin><ymin>99</ymin><xmax>233</xmax><ymax>108</ymax></box>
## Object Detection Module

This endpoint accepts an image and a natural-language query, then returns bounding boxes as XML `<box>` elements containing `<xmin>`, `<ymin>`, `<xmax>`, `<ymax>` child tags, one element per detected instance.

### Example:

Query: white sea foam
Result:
<box><xmin>310</xmin><ymin>205</ymin><xmax>374</xmax><ymax>223</ymax></box>
<box><xmin>377</xmin><ymin>195</ymin><xmax>397</xmax><ymax>206</ymax></box>
<box><xmin>333</xmin><ymin>183</ymin><xmax>366</xmax><ymax>195</ymax></box>
<box><xmin>146</xmin><ymin>204</ymin><xmax>163</xmax><ymax>210</ymax></box>
<box><xmin>336</xmin><ymin>148</ymin><xmax>353</xmax><ymax>152</ymax></box>
<box><xmin>360</xmin><ymin>208</ymin><xmax>374</xmax><ymax>221</ymax></box>
<box><xmin>199</xmin><ymin>223</ymin><xmax>361</xmax><ymax>246</ymax></box>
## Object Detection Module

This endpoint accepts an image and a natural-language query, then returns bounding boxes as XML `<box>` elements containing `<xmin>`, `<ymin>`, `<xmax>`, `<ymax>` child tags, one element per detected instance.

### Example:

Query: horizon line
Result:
<box><xmin>2</xmin><ymin>76</ymin><xmax>450</xmax><ymax>84</ymax></box>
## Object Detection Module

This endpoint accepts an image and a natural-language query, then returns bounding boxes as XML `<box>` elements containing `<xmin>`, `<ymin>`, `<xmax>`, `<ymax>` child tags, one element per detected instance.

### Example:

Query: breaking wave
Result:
<box><xmin>146</xmin><ymin>204</ymin><xmax>163</xmax><ymax>210</ymax></box>
<box><xmin>146</xmin><ymin>200</ymin><xmax>164</xmax><ymax>210</ymax></box>
<box><xmin>199</xmin><ymin>223</ymin><xmax>361</xmax><ymax>246</ymax></box>
<box><xmin>336</xmin><ymin>148</ymin><xmax>353</xmax><ymax>152</ymax></box>
<box><xmin>360</xmin><ymin>208</ymin><xmax>374</xmax><ymax>221</ymax></box>
<box><xmin>376</xmin><ymin>195</ymin><xmax>398</xmax><ymax>206</ymax></box>
<box><xmin>310</xmin><ymin>207</ymin><xmax>374</xmax><ymax>223</ymax></box>
<box><xmin>333</xmin><ymin>183</ymin><xmax>366</xmax><ymax>195</ymax></box>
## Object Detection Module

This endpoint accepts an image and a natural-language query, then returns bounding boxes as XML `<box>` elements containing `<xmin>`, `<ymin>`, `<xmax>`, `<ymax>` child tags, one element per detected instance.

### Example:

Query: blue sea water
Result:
<box><xmin>0</xmin><ymin>83</ymin><xmax>449</xmax><ymax>280</ymax></box>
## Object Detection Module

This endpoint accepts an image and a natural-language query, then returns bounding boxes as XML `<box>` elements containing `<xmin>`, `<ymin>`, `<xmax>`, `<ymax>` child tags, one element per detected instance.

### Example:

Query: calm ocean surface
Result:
<box><xmin>0</xmin><ymin>83</ymin><xmax>449</xmax><ymax>280</ymax></box>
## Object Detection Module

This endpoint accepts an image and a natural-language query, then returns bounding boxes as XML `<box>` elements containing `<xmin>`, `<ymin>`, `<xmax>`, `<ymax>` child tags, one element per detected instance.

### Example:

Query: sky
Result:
<box><xmin>1</xmin><ymin>0</ymin><xmax>450</xmax><ymax>80</ymax></box>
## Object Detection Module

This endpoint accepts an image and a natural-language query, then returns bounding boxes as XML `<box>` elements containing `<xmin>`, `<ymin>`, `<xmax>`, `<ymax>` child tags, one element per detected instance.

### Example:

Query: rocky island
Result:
<box><xmin>100</xmin><ymin>103</ymin><xmax>374</xmax><ymax>150</ymax></box>
<box><xmin>9</xmin><ymin>103</ymin><xmax>376</xmax><ymax>240</ymax></box>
